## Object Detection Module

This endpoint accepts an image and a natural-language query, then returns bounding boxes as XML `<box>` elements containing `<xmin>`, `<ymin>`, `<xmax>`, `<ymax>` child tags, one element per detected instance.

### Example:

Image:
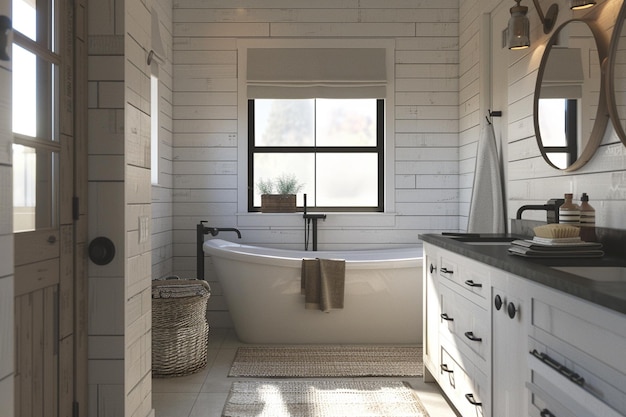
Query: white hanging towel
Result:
<box><xmin>467</xmin><ymin>120</ymin><xmax>506</xmax><ymax>233</ymax></box>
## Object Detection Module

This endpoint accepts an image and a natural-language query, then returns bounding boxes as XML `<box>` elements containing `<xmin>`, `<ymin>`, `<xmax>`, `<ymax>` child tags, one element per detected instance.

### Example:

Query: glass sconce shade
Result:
<box><xmin>570</xmin><ymin>0</ymin><xmax>596</xmax><ymax>10</ymax></box>
<box><xmin>508</xmin><ymin>4</ymin><xmax>530</xmax><ymax>50</ymax></box>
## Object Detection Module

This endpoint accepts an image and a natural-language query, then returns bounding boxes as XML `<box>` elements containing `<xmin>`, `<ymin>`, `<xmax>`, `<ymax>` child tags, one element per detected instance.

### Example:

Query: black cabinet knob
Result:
<box><xmin>430</xmin><ymin>263</ymin><xmax>436</xmax><ymax>274</ymax></box>
<box><xmin>494</xmin><ymin>294</ymin><xmax>503</xmax><ymax>310</ymax></box>
<box><xmin>508</xmin><ymin>302</ymin><xmax>517</xmax><ymax>319</ymax></box>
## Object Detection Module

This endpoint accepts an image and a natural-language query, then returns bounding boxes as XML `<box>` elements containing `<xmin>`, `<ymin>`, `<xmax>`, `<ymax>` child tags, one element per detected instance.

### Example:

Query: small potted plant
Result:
<box><xmin>258</xmin><ymin>174</ymin><xmax>303</xmax><ymax>213</ymax></box>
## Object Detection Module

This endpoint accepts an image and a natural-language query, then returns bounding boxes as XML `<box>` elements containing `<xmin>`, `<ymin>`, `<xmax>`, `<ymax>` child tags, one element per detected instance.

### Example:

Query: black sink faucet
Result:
<box><xmin>516</xmin><ymin>198</ymin><xmax>564</xmax><ymax>223</ymax></box>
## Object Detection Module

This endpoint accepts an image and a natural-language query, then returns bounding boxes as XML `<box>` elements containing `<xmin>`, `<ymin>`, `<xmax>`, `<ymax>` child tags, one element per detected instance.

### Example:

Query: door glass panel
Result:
<box><xmin>13</xmin><ymin>0</ymin><xmax>37</xmax><ymax>41</ymax></box>
<box><xmin>12</xmin><ymin>44</ymin><xmax>37</xmax><ymax>137</ymax></box>
<box><xmin>13</xmin><ymin>145</ymin><xmax>59</xmax><ymax>232</ymax></box>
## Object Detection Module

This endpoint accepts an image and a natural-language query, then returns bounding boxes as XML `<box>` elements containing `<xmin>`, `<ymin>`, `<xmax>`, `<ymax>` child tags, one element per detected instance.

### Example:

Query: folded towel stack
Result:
<box><xmin>301</xmin><ymin>258</ymin><xmax>345</xmax><ymax>312</ymax></box>
<box><xmin>508</xmin><ymin>238</ymin><xmax>604</xmax><ymax>258</ymax></box>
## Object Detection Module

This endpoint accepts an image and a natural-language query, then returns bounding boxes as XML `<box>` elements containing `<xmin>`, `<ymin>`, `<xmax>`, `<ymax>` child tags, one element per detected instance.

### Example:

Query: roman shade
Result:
<box><xmin>247</xmin><ymin>48</ymin><xmax>387</xmax><ymax>99</ymax></box>
<box><xmin>540</xmin><ymin>47</ymin><xmax>584</xmax><ymax>99</ymax></box>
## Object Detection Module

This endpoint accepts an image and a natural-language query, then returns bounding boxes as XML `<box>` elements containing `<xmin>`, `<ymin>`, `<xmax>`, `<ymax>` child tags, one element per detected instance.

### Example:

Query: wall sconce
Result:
<box><xmin>508</xmin><ymin>0</ymin><xmax>530</xmax><ymax>50</ymax></box>
<box><xmin>570</xmin><ymin>0</ymin><xmax>596</xmax><ymax>10</ymax></box>
<box><xmin>508</xmin><ymin>0</ymin><xmax>560</xmax><ymax>50</ymax></box>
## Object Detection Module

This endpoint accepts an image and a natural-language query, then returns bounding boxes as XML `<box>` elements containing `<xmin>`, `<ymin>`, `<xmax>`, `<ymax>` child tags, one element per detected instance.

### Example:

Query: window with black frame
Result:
<box><xmin>538</xmin><ymin>98</ymin><xmax>578</xmax><ymax>168</ymax></box>
<box><xmin>248</xmin><ymin>98</ymin><xmax>384</xmax><ymax>212</ymax></box>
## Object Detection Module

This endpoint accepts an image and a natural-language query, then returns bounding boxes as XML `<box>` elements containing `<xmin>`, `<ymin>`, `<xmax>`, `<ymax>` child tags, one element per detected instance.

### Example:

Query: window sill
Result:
<box><xmin>236</xmin><ymin>212</ymin><xmax>398</xmax><ymax>228</ymax></box>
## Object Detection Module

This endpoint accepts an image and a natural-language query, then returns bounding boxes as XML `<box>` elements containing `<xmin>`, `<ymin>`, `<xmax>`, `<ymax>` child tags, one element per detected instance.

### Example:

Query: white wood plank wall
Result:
<box><xmin>171</xmin><ymin>0</ymin><xmax>461</xmax><ymax>327</ymax></box>
<box><xmin>151</xmin><ymin>0</ymin><xmax>175</xmax><ymax>283</ymax></box>
<box><xmin>87</xmin><ymin>0</ymin><xmax>167</xmax><ymax>415</ymax></box>
<box><xmin>87</xmin><ymin>0</ymin><xmax>127</xmax><ymax>412</ymax></box>
<box><xmin>499</xmin><ymin>0</ymin><xmax>626</xmax><ymax>226</ymax></box>
<box><xmin>0</xmin><ymin>1</ymin><xmax>14</xmax><ymax>405</ymax></box>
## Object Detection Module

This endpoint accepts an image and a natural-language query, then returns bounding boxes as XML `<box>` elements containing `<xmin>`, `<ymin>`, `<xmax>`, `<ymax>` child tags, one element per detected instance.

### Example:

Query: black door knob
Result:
<box><xmin>89</xmin><ymin>236</ymin><xmax>116</xmax><ymax>265</ymax></box>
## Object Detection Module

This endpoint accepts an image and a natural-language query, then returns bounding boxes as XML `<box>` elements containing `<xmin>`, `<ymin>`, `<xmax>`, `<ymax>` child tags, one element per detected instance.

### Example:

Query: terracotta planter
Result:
<box><xmin>261</xmin><ymin>194</ymin><xmax>297</xmax><ymax>213</ymax></box>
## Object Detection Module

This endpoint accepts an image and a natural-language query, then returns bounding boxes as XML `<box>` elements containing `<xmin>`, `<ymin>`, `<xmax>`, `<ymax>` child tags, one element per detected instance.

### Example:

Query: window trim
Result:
<box><xmin>236</xmin><ymin>38</ymin><xmax>396</xmax><ymax>215</ymax></box>
<box><xmin>247</xmin><ymin>99</ymin><xmax>384</xmax><ymax>212</ymax></box>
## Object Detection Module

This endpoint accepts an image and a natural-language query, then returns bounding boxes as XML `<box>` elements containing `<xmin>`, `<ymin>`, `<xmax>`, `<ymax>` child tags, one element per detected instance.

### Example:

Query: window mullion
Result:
<box><xmin>13</xmin><ymin>31</ymin><xmax>61</xmax><ymax>65</ymax></box>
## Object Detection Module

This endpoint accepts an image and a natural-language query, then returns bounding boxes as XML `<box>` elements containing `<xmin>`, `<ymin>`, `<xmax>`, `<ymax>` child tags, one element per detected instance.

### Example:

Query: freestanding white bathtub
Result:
<box><xmin>203</xmin><ymin>239</ymin><xmax>423</xmax><ymax>344</ymax></box>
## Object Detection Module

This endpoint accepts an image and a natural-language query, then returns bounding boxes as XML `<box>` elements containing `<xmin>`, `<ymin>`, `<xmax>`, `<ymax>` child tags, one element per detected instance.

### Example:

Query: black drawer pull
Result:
<box><xmin>530</xmin><ymin>350</ymin><xmax>585</xmax><ymax>386</ymax></box>
<box><xmin>540</xmin><ymin>409</ymin><xmax>555</xmax><ymax>417</ymax></box>
<box><xmin>464</xmin><ymin>279</ymin><xmax>482</xmax><ymax>288</ymax></box>
<box><xmin>440</xmin><ymin>364</ymin><xmax>453</xmax><ymax>373</ymax></box>
<box><xmin>464</xmin><ymin>331</ymin><xmax>482</xmax><ymax>342</ymax></box>
<box><xmin>440</xmin><ymin>313</ymin><xmax>454</xmax><ymax>322</ymax></box>
<box><xmin>430</xmin><ymin>263</ymin><xmax>436</xmax><ymax>274</ymax></box>
<box><xmin>440</xmin><ymin>267</ymin><xmax>453</xmax><ymax>274</ymax></box>
<box><xmin>465</xmin><ymin>393</ymin><xmax>482</xmax><ymax>407</ymax></box>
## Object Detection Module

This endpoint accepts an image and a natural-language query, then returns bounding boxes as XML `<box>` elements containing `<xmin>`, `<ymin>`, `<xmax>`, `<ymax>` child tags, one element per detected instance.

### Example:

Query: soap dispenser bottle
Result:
<box><xmin>559</xmin><ymin>193</ymin><xmax>580</xmax><ymax>225</ymax></box>
<box><xmin>579</xmin><ymin>193</ymin><xmax>596</xmax><ymax>241</ymax></box>
<box><xmin>579</xmin><ymin>193</ymin><xmax>595</xmax><ymax>226</ymax></box>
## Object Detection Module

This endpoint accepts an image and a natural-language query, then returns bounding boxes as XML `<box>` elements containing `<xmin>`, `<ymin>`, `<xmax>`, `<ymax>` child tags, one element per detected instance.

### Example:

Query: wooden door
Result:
<box><xmin>12</xmin><ymin>0</ymin><xmax>87</xmax><ymax>415</ymax></box>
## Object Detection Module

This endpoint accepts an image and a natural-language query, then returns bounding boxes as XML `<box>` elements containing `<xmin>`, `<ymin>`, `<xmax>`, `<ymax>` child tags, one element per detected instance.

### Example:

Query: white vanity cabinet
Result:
<box><xmin>424</xmin><ymin>240</ymin><xmax>626</xmax><ymax>417</ymax></box>
<box><xmin>526</xmin><ymin>282</ymin><xmax>626</xmax><ymax>417</ymax></box>
<box><xmin>423</xmin><ymin>243</ymin><xmax>492</xmax><ymax>417</ymax></box>
<box><xmin>492</xmin><ymin>273</ymin><xmax>529</xmax><ymax>417</ymax></box>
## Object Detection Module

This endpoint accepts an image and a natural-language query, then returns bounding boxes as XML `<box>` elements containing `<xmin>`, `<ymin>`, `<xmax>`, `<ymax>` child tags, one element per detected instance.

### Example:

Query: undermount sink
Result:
<box><xmin>551</xmin><ymin>266</ymin><xmax>626</xmax><ymax>282</ymax></box>
<box><xmin>463</xmin><ymin>241</ymin><xmax>514</xmax><ymax>246</ymax></box>
<box><xmin>442</xmin><ymin>234</ymin><xmax>516</xmax><ymax>246</ymax></box>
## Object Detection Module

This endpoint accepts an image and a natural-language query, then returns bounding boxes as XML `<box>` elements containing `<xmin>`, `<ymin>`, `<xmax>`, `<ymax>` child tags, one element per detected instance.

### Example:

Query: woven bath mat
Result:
<box><xmin>222</xmin><ymin>380</ymin><xmax>429</xmax><ymax>417</ymax></box>
<box><xmin>228</xmin><ymin>346</ymin><xmax>423</xmax><ymax>377</ymax></box>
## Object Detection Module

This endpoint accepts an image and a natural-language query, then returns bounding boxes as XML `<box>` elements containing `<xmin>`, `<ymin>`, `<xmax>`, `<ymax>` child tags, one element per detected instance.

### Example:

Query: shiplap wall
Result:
<box><xmin>87</xmin><ymin>0</ymin><xmax>127</xmax><ymax>412</ymax></box>
<box><xmin>502</xmin><ymin>0</ymin><xmax>626</xmax><ymax>226</ymax></box>
<box><xmin>151</xmin><ymin>0</ymin><xmax>175</xmax><ymax>281</ymax></box>
<box><xmin>171</xmin><ymin>0</ymin><xmax>461</xmax><ymax>327</ymax></box>
<box><xmin>88</xmin><ymin>0</ymin><xmax>171</xmax><ymax>415</ymax></box>
<box><xmin>0</xmin><ymin>1</ymin><xmax>14</xmax><ymax>412</ymax></box>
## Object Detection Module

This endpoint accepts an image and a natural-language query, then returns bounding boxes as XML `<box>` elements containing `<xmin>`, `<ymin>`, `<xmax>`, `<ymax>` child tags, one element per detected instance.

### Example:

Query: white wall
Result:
<box><xmin>502</xmin><ymin>0</ymin><xmax>626</xmax><ymax>227</ymax></box>
<box><xmin>88</xmin><ymin>0</ymin><xmax>172</xmax><ymax>415</ymax></box>
<box><xmin>0</xmin><ymin>0</ymin><xmax>14</xmax><ymax>412</ymax></box>
<box><xmin>171</xmin><ymin>0</ymin><xmax>461</xmax><ymax>327</ymax></box>
<box><xmin>151</xmin><ymin>0</ymin><xmax>175</xmax><ymax>281</ymax></box>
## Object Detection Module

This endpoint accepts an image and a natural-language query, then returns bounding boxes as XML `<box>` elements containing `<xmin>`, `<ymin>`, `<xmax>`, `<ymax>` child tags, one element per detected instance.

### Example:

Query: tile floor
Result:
<box><xmin>152</xmin><ymin>328</ymin><xmax>459</xmax><ymax>417</ymax></box>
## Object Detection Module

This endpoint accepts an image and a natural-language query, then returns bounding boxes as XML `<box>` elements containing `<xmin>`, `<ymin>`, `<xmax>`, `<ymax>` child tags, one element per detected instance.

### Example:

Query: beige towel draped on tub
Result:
<box><xmin>301</xmin><ymin>258</ymin><xmax>345</xmax><ymax>312</ymax></box>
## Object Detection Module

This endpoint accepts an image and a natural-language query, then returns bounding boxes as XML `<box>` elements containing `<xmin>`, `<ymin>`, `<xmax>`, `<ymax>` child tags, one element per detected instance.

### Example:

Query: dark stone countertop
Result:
<box><xmin>420</xmin><ymin>233</ymin><xmax>626</xmax><ymax>316</ymax></box>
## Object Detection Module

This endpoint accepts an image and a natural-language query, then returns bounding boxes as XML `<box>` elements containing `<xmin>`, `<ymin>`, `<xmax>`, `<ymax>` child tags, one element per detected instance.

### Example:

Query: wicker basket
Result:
<box><xmin>152</xmin><ymin>279</ymin><xmax>211</xmax><ymax>377</ymax></box>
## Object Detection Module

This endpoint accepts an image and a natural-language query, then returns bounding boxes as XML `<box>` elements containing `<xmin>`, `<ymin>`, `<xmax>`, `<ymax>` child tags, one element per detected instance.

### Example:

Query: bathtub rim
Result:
<box><xmin>203</xmin><ymin>239</ymin><xmax>423</xmax><ymax>270</ymax></box>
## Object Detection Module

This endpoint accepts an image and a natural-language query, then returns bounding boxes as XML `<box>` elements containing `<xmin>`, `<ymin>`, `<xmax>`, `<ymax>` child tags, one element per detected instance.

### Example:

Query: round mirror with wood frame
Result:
<box><xmin>534</xmin><ymin>18</ymin><xmax>610</xmax><ymax>171</ymax></box>
<box><xmin>606</xmin><ymin>1</ymin><xmax>626</xmax><ymax>146</ymax></box>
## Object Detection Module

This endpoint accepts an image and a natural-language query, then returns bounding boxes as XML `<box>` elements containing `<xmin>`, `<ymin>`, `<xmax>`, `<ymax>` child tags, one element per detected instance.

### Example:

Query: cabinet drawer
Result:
<box><xmin>530</xmin><ymin>290</ymin><xmax>626</xmax><ymax>415</ymax></box>
<box><xmin>440</xmin><ymin>346</ymin><xmax>488</xmax><ymax>417</ymax></box>
<box><xmin>527</xmin><ymin>340</ymin><xmax>625</xmax><ymax>417</ymax></box>
<box><xmin>526</xmin><ymin>380</ymin><xmax>578</xmax><ymax>417</ymax></box>
<box><xmin>438</xmin><ymin>251</ymin><xmax>490</xmax><ymax>307</ymax></box>
<box><xmin>440</xmin><ymin>283</ymin><xmax>489</xmax><ymax>363</ymax></box>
